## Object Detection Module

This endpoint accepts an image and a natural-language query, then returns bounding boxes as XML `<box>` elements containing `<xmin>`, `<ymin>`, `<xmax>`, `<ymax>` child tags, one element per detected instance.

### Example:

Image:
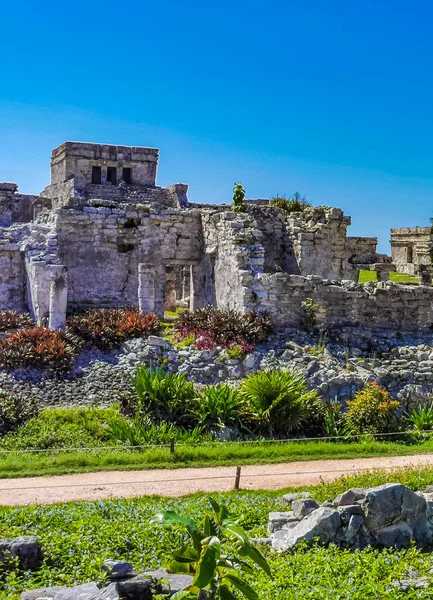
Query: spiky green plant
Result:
<box><xmin>239</xmin><ymin>370</ymin><xmax>319</xmax><ymax>436</ymax></box>
<box><xmin>406</xmin><ymin>403</ymin><xmax>433</xmax><ymax>432</ymax></box>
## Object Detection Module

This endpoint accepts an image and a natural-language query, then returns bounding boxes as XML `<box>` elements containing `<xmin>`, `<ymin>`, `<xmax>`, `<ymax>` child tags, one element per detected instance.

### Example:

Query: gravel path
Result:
<box><xmin>1</xmin><ymin>454</ymin><xmax>433</xmax><ymax>506</ymax></box>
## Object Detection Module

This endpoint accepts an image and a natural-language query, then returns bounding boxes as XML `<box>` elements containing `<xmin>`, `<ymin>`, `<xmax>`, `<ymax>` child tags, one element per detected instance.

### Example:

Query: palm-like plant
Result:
<box><xmin>151</xmin><ymin>497</ymin><xmax>270</xmax><ymax>599</ymax></box>
<box><xmin>239</xmin><ymin>370</ymin><xmax>318</xmax><ymax>436</ymax></box>
<box><xmin>191</xmin><ymin>384</ymin><xmax>247</xmax><ymax>431</ymax></box>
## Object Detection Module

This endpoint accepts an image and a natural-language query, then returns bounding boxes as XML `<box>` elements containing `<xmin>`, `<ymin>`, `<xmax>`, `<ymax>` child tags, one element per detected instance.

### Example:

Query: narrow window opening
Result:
<box><xmin>123</xmin><ymin>167</ymin><xmax>132</xmax><ymax>184</ymax></box>
<box><xmin>91</xmin><ymin>166</ymin><xmax>102</xmax><ymax>184</ymax></box>
<box><xmin>407</xmin><ymin>246</ymin><xmax>414</xmax><ymax>264</ymax></box>
<box><xmin>107</xmin><ymin>166</ymin><xmax>117</xmax><ymax>185</ymax></box>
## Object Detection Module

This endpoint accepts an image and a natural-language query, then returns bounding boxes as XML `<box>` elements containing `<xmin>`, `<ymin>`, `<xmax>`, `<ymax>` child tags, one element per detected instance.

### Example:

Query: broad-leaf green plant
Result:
<box><xmin>232</xmin><ymin>182</ymin><xmax>246</xmax><ymax>214</ymax></box>
<box><xmin>133</xmin><ymin>366</ymin><xmax>197</xmax><ymax>426</ymax></box>
<box><xmin>151</xmin><ymin>497</ymin><xmax>271</xmax><ymax>599</ymax></box>
<box><xmin>191</xmin><ymin>384</ymin><xmax>247</xmax><ymax>431</ymax></box>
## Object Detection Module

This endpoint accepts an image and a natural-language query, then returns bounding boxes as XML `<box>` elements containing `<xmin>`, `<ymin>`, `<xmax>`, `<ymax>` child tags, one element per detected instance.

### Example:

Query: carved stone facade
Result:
<box><xmin>0</xmin><ymin>140</ymin><xmax>430</xmax><ymax>332</ymax></box>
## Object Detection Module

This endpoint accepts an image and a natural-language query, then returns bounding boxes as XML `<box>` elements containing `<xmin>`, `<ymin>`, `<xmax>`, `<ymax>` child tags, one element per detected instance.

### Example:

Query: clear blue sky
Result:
<box><xmin>1</xmin><ymin>0</ymin><xmax>433</xmax><ymax>252</ymax></box>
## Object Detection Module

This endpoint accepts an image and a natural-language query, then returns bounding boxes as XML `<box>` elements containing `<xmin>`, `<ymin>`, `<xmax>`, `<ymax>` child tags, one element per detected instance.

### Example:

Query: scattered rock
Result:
<box><xmin>0</xmin><ymin>536</ymin><xmax>43</xmax><ymax>571</ymax></box>
<box><xmin>291</xmin><ymin>499</ymin><xmax>319</xmax><ymax>519</ymax></box>
<box><xmin>272</xmin><ymin>506</ymin><xmax>342</xmax><ymax>550</ymax></box>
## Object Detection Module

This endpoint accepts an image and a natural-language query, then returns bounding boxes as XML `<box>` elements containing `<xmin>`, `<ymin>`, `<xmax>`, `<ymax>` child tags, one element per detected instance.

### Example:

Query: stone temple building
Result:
<box><xmin>390</xmin><ymin>227</ymin><xmax>433</xmax><ymax>275</ymax></box>
<box><xmin>2</xmin><ymin>141</ymin><xmax>433</xmax><ymax>332</ymax></box>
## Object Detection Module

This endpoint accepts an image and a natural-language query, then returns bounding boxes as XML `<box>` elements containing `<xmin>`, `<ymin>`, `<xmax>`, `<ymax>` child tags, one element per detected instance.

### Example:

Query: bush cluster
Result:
<box><xmin>269</xmin><ymin>192</ymin><xmax>311</xmax><ymax>214</ymax></box>
<box><xmin>0</xmin><ymin>308</ymin><xmax>160</xmax><ymax>372</ymax></box>
<box><xmin>67</xmin><ymin>307</ymin><xmax>160</xmax><ymax>351</ymax></box>
<box><xmin>0</xmin><ymin>311</ymin><xmax>33</xmax><ymax>333</ymax></box>
<box><xmin>0</xmin><ymin>327</ymin><xmax>82</xmax><ymax>373</ymax></box>
<box><xmin>345</xmin><ymin>382</ymin><xmax>400</xmax><ymax>435</ymax></box>
<box><xmin>174</xmin><ymin>307</ymin><xmax>272</xmax><ymax>350</ymax></box>
<box><xmin>0</xmin><ymin>389</ymin><xmax>37</xmax><ymax>436</ymax></box>
<box><xmin>121</xmin><ymin>367</ymin><xmax>321</xmax><ymax>440</ymax></box>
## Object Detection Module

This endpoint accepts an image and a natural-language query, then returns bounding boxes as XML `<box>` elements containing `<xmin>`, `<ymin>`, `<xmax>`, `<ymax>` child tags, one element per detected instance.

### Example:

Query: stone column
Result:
<box><xmin>138</xmin><ymin>263</ymin><xmax>166</xmax><ymax>317</ymax></box>
<box><xmin>190</xmin><ymin>263</ymin><xmax>206</xmax><ymax>310</ymax></box>
<box><xmin>48</xmin><ymin>266</ymin><xmax>68</xmax><ymax>330</ymax></box>
<box><xmin>377</xmin><ymin>270</ymin><xmax>390</xmax><ymax>282</ymax></box>
<box><xmin>164</xmin><ymin>267</ymin><xmax>177</xmax><ymax>312</ymax></box>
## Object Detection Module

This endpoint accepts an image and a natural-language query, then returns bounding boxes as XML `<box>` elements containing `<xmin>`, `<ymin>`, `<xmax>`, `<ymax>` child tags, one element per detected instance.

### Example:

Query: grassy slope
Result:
<box><xmin>358</xmin><ymin>269</ymin><xmax>419</xmax><ymax>283</ymax></box>
<box><xmin>3</xmin><ymin>466</ymin><xmax>433</xmax><ymax>598</ymax></box>
<box><xmin>2</xmin><ymin>436</ymin><xmax>433</xmax><ymax>478</ymax></box>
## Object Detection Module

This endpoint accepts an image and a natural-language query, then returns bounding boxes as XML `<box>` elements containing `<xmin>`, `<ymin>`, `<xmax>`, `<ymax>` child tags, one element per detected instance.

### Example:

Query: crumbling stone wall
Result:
<box><xmin>257</xmin><ymin>274</ymin><xmax>433</xmax><ymax>330</ymax></box>
<box><xmin>0</xmin><ymin>247</ymin><xmax>26</xmax><ymax>310</ymax></box>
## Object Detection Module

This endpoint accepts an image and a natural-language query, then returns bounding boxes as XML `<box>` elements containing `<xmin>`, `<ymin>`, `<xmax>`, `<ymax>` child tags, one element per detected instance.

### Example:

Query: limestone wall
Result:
<box><xmin>55</xmin><ymin>206</ymin><xmax>206</xmax><ymax>310</ymax></box>
<box><xmin>391</xmin><ymin>227</ymin><xmax>432</xmax><ymax>274</ymax></box>
<box><xmin>257</xmin><ymin>274</ymin><xmax>433</xmax><ymax>331</ymax></box>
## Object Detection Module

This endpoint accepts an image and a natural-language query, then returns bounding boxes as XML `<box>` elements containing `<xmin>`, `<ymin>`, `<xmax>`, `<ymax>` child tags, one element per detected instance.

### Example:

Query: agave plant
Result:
<box><xmin>106</xmin><ymin>417</ymin><xmax>210</xmax><ymax>446</ymax></box>
<box><xmin>151</xmin><ymin>497</ymin><xmax>270</xmax><ymax>599</ymax></box>
<box><xmin>239</xmin><ymin>369</ymin><xmax>318</xmax><ymax>436</ymax></box>
<box><xmin>133</xmin><ymin>366</ymin><xmax>198</xmax><ymax>426</ymax></box>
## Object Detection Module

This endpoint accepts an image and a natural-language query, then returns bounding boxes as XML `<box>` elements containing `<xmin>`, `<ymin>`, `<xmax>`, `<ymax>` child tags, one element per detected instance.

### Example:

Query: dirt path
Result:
<box><xmin>1</xmin><ymin>454</ymin><xmax>433</xmax><ymax>506</ymax></box>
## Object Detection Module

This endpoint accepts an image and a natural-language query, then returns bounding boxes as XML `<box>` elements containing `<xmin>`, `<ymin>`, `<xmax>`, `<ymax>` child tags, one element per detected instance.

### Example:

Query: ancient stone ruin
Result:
<box><xmin>1</xmin><ymin>140</ymin><xmax>433</xmax><ymax>332</ymax></box>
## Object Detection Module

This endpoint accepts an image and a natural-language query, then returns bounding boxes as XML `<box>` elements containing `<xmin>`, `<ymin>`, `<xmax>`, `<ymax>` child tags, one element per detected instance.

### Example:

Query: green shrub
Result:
<box><xmin>67</xmin><ymin>307</ymin><xmax>160</xmax><ymax>351</ymax></box>
<box><xmin>0</xmin><ymin>390</ymin><xmax>37</xmax><ymax>436</ymax></box>
<box><xmin>270</xmin><ymin>192</ymin><xmax>310</xmax><ymax>214</ymax></box>
<box><xmin>191</xmin><ymin>384</ymin><xmax>247</xmax><ymax>431</ymax></box>
<box><xmin>239</xmin><ymin>370</ymin><xmax>319</xmax><ymax>436</ymax></box>
<box><xmin>300</xmin><ymin>297</ymin><xmax>318</xmax><ymax>331</ymax></box>
<box><xmin>232</xmin><ymin>181</ymin><xmax>246</xmax><ymax>213</ymax></box>
<box><xmin>406</xmin><ymin>403</ymin><xmax>433</xmax><ymax>432</ymax></box>
<box><xmin>0</xmin><ymin>407</ymin><xmax>118</xmax><ymax>450</ymax></box>
<box><xmin>323</xmin><ymin>399</ymin><xmax>350</xmax><ymax>438</ymax></box>
<box><xmin>151</xmin><ymin>496</ymin><xmax>270</xmax><ymax>599</ymax></box>
<box><xmin>345</xmin><ymin>383</ymin><xmax>400</xmax><ymax>435</ymax></box>
<box><xmin>133</xmin><ymin>366</ymin><xmax>197</xmax><ymax>426</ymax></box>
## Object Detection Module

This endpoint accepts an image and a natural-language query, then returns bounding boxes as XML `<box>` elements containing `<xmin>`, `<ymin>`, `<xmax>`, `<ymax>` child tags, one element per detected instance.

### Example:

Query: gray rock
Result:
<box><xmin>292</xmin><ymin>499</ymin><xmax>319</xmax><ymax>519</ymax></box>
<box><xmin>93</xmin><ymin>583</ymin><xmax>119</xmax><ymax>599</ymax></box>
<box><xmin>282</xmin><ymin>491</ymin><xmax>311</xmax><ymax>506</ymax></box>
<box><xmin>363</xmin><ymin>483</ymin><xmax>405</xmax><ymax>531</ymax></box>
<box><xmin>337</xmin><ymin>504</ymin><xmax>363</xmax><ymax>525</ymax></box>
<box><xmin>21</xmin><ymin>583</ymin><xmax>100</xmax><ymax>600</ymax></box>
<box><xmin>143</xmin><ymin>568</ymin><xmax>193</xmax><ymax>595</ymax></box>
<box><xmin>375</xmin><ymin>523</ymin><xmax>413</xmax><ymax>549</ymax></box>
<box><xmin>101</xmin><ymin>559</ymin><xmax>135</xmax><ymax>580</ymax></box>
<box><xmin>272</xmin><ymin>506</ymin><xmax>342</xmax><ymax>550</ymax></box>
<box><xmin>267</xmin><ymin>511</ymin><xmax>297</xmax><ymax>534</ymax></box>
<box><xmin>334</xmin><ymin>489</ymin><xmax>359</xmax><ymax>507</ymax></box>
<box><xmin>146</xmin><ymin>336</ymin><xmax>170</xmax><ymax>348</ymax></box>
<box><xmin>1</xmin><ymin>536</ymin><xmax>43</xmax><ymax>571</ymax></box>
<box><xmin>114</xmin><ymin>575</ymin><xmax>153</xmax><ymax>600</ymax></box>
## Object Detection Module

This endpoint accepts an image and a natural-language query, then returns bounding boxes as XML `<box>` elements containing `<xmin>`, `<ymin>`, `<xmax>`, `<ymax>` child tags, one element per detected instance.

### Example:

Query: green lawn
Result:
<box><xmin>3</xmin><ymin>466</ymin><xmax>433</xmax><ymax>598</ymax></box>
<box><xmin>358</xmin><ymin>269</ymin><xmax>419</xmax><ymax>284</ymax></box>
<box><xmin>2</xmin><ymin>435</ymin><xmax>433</xmax><ymax>479</ymax></box>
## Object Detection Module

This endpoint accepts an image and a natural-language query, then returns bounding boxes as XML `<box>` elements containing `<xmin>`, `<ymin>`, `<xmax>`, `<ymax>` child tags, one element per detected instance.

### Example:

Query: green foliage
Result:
<box><xmin>232</xmin><ymin>182</ymin><xmax>246</xmax><ymax>214</ymax></box>
<box><xmin>175</xmin><ymin>307</ymin><xmax>272</xmax><ymax>348</ymax></box>
<box><xmin>191</xmin><ymin>384</ymin><xmax>247</xmax><ymax>431</ymax></box>
<box><xmin>106</xmin><ymin>418</ymin><xmax>211</xmax><ymax>446</ymax></box>
<box><xmin>406</xmin><ymin>403</ymin><xmax>433</xmax><ymax>432</ymax></box>
<box><xmin>5</xmin><ymin>468</ymin><xmax>433</xmax><ymax>598</ymax></box>
<box><xmin>133</xmin><ymin>366</ymin><xmax>197</xmax><ymax>426</ymax></box>
<box><xmin>0</xmin><ymin>390</ymin><xmax>38</xmax><ymax>436</ymax></box>
<box><xmin>226</xmin><ymin>344</ymin><xmax>245</xmax><ymax>359</ymax></box>
<box><xmin>269</xmin><ymin>192</ymin><xmax>310</xmax><ymax>214</ymax></box>
<box><xmin>0</xmin><ymin>407</ymin><xmax>118</xmax><ymax>450</ymax></box>
<box><xmin>300</xmin><ymin>297</ymin><xmax>318</xmax><ymax>331</ymax></box>
<box><xmin>345</xmin><ymin>383</ymin><xmax>400</xmax><ymax>435</ymax></box>
<box><xmin>67</xmin><ymin>307</ymin><xmax>160</xmax><ymax>351</ymax></box>
<box><xmin>152</xmin><ymin>497</ymin><xmax>270</xmax><ymax>599</ymax></box>
<box><xmin>323</xmin><ymin>399</ymin><xmax>350</xmax><ymax>438</ymax></box>
<box><xmin>239</xmin><ymin>370</ymin><xmax>319</xmax><ymax>436</ymax></box>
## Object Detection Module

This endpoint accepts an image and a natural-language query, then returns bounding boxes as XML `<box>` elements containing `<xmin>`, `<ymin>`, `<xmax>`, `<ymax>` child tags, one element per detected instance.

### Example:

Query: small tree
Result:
<box><xmin>232</xmin><ymin>182</ymin><xmax>246</xmax><ymax>213</ymax></box>
<box><xmin>151</xmin><ymin>497</ymin><xmax>271</xmax><ymax>599</ymax></box>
